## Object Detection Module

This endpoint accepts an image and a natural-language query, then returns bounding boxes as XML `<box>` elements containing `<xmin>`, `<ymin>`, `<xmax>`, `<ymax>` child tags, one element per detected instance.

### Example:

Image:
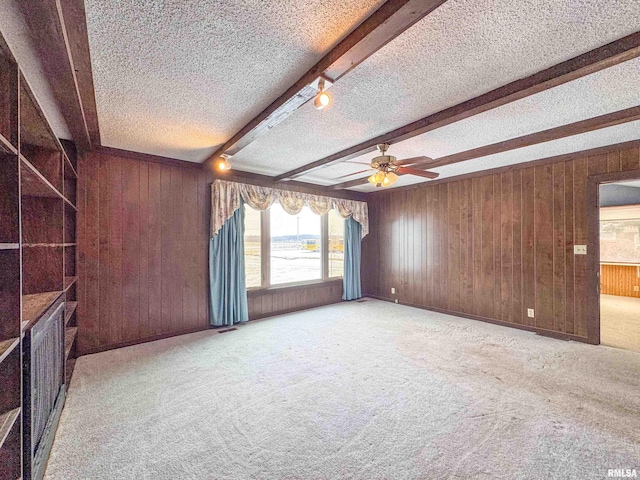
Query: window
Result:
<box><xmin>242</xmin><ymin>199</ymin><xmax>348</xmax><ymax>289</ymax></box>
<box><xmin>600</xmin><ymin>217</ymin><xmax>640</xmax><ymax>263</ymax></box>
<box><xmin>328</xmin><ymin>209</ymin><xmax>345</xmax><ymax>278</ymax></box>
<box><xmin>270</xmin><ymin>203</ymin><xmax>321</xmax><ymax>285</ymax></box>
<box><xmin>243</xmin><ymin>204</ymin><xmax>261</xmax><ymax>288</ymax></box>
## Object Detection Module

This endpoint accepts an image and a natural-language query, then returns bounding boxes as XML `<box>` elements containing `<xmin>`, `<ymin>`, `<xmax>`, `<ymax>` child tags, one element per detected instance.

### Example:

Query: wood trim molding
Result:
<box><xmin>331</xmin><ymin>105</ymin><xmax>640</xmax><ymax>189</ymax></box>
<box><xmin>57</xmin><ymin>0</ymin><xmax>101</xmax><ymax>147</ymax></box>
<box><xmin>587</xmin><ymin>167</ymin><xmax>640</xmax><ymax>346</ymax></box>
<box><xmin>19</xmin><ymin>0</ymin><xmax>98</xmax><ymax>149</ymax></box>
<box><xmin>78</xmin><ymin>326</ymin><xmax>210</xmax><ymax>356</ymax></box>
<box><xmin>368</xmin><ymin>140</ymin><xmax>640</xmax><ymax>197</ymax></box>
<box><xmin>95</xmin><ymin>146</ymin><xmax>368</xmax><ymax>201</ymax></box>
<box><xmin>276</xmin><ymin>30</ymin><xmax>640</xmax><ymax>181</ymax></box>
<box><xmin>415</xmin><ymin>106</ymin><xmax>640</xmax><ymax>170</ymax></box>
<box><xmin>95</xmin><ymin>146</ymin><xmax>204</xmax><ymax>169</ymax></box>
<box><xmin>367</xmin><ymin>295</ymin><xmax>593</xmax><ymax>344</ymax></box>
<box><xmin>204</xmin><ymin>0</ymin><xmax>447</xmax><ymax>166</ymax></box>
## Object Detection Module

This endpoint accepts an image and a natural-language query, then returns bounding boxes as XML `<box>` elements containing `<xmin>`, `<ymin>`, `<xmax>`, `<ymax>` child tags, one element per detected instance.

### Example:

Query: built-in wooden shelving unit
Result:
<box><xmin>0</xmin><ymin>30</ymin><xmax>79</xmax><ymax>480</ymax></box>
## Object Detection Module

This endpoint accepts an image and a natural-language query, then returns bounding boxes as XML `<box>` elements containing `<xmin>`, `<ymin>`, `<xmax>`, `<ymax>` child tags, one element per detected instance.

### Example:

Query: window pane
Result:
<box><xmin>328</xmin><ymin>209</ymin><xmax>345</xmax><ymax>278</ymax></box>
<box><xmin>270</xmin><ymin>203</ymin><xmax>321</xmax><ymax>284</ymax></box>
<box><xmin>244</xmin><ymin>205</ymin><xmax>261</xmax><ymax>288</ymax></box>
<box><xmin>600</xmin><ymin>212</ymin><xmax>640</xmax><ymax>263</ymax></box>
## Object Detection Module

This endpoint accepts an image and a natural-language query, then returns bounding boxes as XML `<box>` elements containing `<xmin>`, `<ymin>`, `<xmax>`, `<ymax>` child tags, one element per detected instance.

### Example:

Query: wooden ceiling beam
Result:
<box><xmin>279</xmin><ymin>30</ymin><xmax>640</xmax><ymax>181</ymax></box>
<box><xmin>330</xmin><ymin>104</ymin><xmax>640</xmax><ymax>190</ymax></box>
<box><xmin>19</xmin><ymin>0</ymin><xmax>100</xmax><ymax>149</ymax></box>
<box><xmin>204</xmin><ymin>0</ymin><xmax>448</xmax><ymax>168</ymax></box>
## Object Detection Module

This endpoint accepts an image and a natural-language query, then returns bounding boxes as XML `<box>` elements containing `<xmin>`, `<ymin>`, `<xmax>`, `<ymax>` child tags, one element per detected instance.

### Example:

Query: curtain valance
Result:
<box><xmin>211</xmin><ymin>180</ymin><xmax>369</xmax><ymax>238</ymax></box>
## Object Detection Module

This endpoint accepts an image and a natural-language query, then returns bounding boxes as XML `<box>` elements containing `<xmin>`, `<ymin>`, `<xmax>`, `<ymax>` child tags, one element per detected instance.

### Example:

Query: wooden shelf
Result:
<box><xmin>0</xmin><ymin>243</ymin><xmax>19</xmax><ymax>250</ymax></box>
<box><xmin>65</xmin><ymin>301</ymin><xmax>77</xmax><ymax>326</ymax></box>
<box><xmin>0</xmin><ymin>132</ymin><xmax>17</xmax><ymax>155</ymax></box>
<box><xmin>65</xmin><ymin>327</ymin><xmax>77</xmax><ymax>359</ymax></box>
<box><xmin>20</xmin><ymin>155</ymin><xmax>76</xmax><ymax>211</ymax></box>
<box><xmin>63</xmin><ymin>276</ymin><xmax>77</xmax><ymax>292</ymax></box>
<box><xmin>22</xmin><ymin>291</ymin><xmax>63</xmax><ymax>331</ymax></box>
<box><xmin>0</xmin><ymin>407</ymin><xmax>20</xmax><ymax>451</ymax></box>
<box><xmin>63</xmin><ymin>154</ymin><xmax>77</xmax><ymax>179</ymax></box>
<box><xmin>63</xmin><ymin>196</ymin><xmax>77</xmax><ymax>212</ymax></box>
<box><xmin>0</xmin><ymin>338</ymin><xmax>19</xmax><ymax>364</ymax></box>
<box><xmin>20</xmin><ymin>155</ymin><xmax>62</xmax><ymax>199</ymax></box>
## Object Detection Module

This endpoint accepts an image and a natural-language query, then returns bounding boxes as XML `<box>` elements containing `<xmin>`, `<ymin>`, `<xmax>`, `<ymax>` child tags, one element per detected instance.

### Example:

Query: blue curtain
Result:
<box><xmin>209</xmin><ymin>203</ymin><xmax>249</xmax><ymax>326</ymax></box>
<box><xmin>343</xmin><ymin>216</ymin><xmax>362</xmax><ymax>300</ymax></box>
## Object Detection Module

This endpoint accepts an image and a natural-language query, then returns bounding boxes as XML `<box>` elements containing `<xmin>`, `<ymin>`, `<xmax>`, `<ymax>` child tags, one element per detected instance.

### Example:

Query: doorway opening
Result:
<box><xmin>598</xmin><ymin>179</ymin><xmax>640</xmax><ymax>353</ymax></box>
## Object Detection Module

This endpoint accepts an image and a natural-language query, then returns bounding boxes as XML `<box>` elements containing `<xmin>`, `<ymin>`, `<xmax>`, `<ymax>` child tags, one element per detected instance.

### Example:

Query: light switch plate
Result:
<box><xmin>391</xmin><ymin>287</ymin><xmax>396</xmax><ymax>294</ymax></box>
<box><xmin>574</xmin><ymin>245</ymin><xmax>587</xmax><ymax>255</ymax></box>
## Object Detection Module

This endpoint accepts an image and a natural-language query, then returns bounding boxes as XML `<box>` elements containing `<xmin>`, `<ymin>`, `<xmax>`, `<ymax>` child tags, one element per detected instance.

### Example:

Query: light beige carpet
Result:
<box><xmin>45</xmin><ymin>299</ymin><xmax>640</xmax><ymax>480</ymax></box>
<box><xmin>601</xmin><ymin>294</ymin><xmax>640</xmax><ymax>353</ymax></box>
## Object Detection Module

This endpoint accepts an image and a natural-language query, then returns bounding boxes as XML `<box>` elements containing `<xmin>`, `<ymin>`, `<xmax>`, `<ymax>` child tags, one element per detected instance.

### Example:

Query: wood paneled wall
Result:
<box><xmin>77</xmin><ymin>149</ymin><xmax>354</xmax><ymax>355</ymax></box>
<box><xmin>77</xmin><ymin>151</ymin><xmax>211</xmax><ymax>354</ymax></box>
<box><xmin>600</xmin><ymin>264</ymin><xmax>640</xmax><ymax>297</ymax></box>
<box><xmin>363</xmin><ymin>144</ymin><xmax>640</xmax><ymax>342</ymax></box>
<box><xmin>248</xmin><ymin>280</ymin><xmax>343</xmax><ymax>320</ymax></box>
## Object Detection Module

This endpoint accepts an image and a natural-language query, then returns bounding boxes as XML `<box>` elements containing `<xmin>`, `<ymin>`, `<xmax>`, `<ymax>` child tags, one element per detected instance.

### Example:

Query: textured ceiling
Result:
<box><xmin>349</xmin><ymin>121</ymin><xmax>640</xmax><ymax>192</ymax></box>
<box><xmin>85</xmin><ymin>0</ymin><xmax>384</xmax><ymax>162</ymax></box>
<box><xmin>231</xmin><ymin>0</ymin><xmax>640</xmax><ymax>176</ymax></box>
<box><xmin>301</xmin><ymin>56</ymin><xmax>640</xmax><ymax>185</ymax></box>
<box><xmin>0</xmin><ymin>0</ymin><xmax>71</xmax><ymax>139</ymax></box>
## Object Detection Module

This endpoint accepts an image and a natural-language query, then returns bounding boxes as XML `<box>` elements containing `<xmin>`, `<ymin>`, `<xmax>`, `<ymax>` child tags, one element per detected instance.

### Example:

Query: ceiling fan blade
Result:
<box><xmin>395</xmin><ymin>156</ymin><xmax>433</xmax><ymax>166</ymax></box>
<box><xmin>332</xmin><ymin>168</ymin><xmax>372</xmax><ymax>180</ymax></box>
<box><xmin>397</xmin><ymin>167</ymin><xmax>440</xmax><ymax>179</ymax></box>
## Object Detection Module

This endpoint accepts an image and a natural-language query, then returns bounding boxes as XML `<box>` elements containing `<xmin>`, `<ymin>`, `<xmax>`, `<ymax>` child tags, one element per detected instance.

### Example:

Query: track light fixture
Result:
<box><xmin>314</xmin><ymin>78</ymin><xmax>331</xmax><ymax>110</ymax></box>
<box><xmin>217</xmin><ymin>153</ymin><xmax>231</xmax><ymax>172</ymax></box>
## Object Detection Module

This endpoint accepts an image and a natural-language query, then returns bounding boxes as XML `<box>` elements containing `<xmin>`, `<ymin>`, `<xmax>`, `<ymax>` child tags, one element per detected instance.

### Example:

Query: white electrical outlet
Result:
<box><xmin>635</xmin><ymin>286</ymin><xmax>639</xmax><ymax>292</ymax></box>
<box><xmin>394</xmin><ymin>299</ymin><xmax>399</xmax><ymax>304</ymax></box>
<box><xmin>391</xmin><ymin>287</ymin><xmax>396</xmax><ymax>294</ymax></box>
<box><xmin>574</xmin><ymin>245</ymin><xmax>587</xmax><ymax>255</ymax></box>
<box><xmin>527</xmin><ymin>308</ymin><xmax>535</xmax><ymax>318</ymax></box>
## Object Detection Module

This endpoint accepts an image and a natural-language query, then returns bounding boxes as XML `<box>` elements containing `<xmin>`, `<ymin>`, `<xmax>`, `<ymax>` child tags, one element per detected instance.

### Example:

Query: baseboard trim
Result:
<box><xmin>78</xmin><ymin>325</ymin><xmax>210</xmax><ymax>356</ymax></box>
<box><xmin>249</xmin><ymin>299</ymin><xmax>344</xmax><ymax>321</ymax></box>
<box><xmin>366</xmin><ymin>295</ymin><xmax>592</xmax><ymax>344</ymax></box>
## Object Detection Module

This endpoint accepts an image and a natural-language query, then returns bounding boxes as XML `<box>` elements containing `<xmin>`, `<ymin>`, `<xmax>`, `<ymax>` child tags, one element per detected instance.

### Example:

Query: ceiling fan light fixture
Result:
<box><xmin>368</xmin><ymin>170</ymin><xmax>398</xmax><ymax>188</ymax></box>
<box><xmin>384</xmin><ymin>171</ymin><xmax>399</xmax><ymax>186</ymax></box>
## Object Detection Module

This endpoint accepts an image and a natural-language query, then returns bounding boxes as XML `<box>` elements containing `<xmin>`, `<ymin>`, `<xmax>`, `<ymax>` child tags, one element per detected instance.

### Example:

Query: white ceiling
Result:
<box><xmin>0</xmin><ymin>0</ymin><xmax>71</xmax><ymax>139</ymax></box>
<box><xmin>302</xmin><ymin>56</ymin><xmax>640</xmax><ymax>188</ymax></box>
<box><xmin>84</xmin><ymin>0</ymin><xmax>384</xmax><ymax>162</ymax></box>
<box><xmin>4</xmin><ymin>0</ymin><xmax>638</xmax><ymax>192</ymax></box>
<box><xmin>231</xmin><ymin>0</ymin><xmax>640</xmax><ymax>178</ymax></box>
<box><xmin>349</xmin><ymin>120</ymin><xmax>640</xmax><ymax>192</ymax></box>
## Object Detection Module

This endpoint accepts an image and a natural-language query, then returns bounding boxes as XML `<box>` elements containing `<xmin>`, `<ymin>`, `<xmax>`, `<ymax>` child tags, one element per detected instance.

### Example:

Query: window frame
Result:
<box><xmin>245</xmin><ymin>207</ymin><xmax>343</xmax><ymax>292</ymax></box>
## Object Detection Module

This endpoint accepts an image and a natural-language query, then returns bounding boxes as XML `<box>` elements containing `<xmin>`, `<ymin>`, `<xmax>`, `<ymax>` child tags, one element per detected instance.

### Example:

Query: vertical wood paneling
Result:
<box><xmin>121</xmin><ymin>159</ymin><xmax>140</xmax><ymax>341</ymax></box>
<box><xmin>77</xmin><ymin>150</ymin><xmax>352</xmax><ymax>354</ymax></box>
<box><xmin>500</xmin><ymin>172</ymin><xmax>513</xmax><ymax>323</ymax></box>
<box><xmin>600</xmin><ymin>264</ymin><xmax>640</xmax><ymax>297</ymax></box>
<box><xmin>552</xmin><ymin>163</ymin><xmax>566</xmax><ymax>332</ymax></box>
<box><xmin>78</xmin><ymin>152</ymin><xmax>210</xmax><ymax>354</ymax></box>
<box><xmin>364</xmin><ymin>145</ymin><xmax>640</xmax><ymax>341</ymax></box>
<box><xmin>138</xmin><ymin>162</ymin><xmax>150</xmax><ymax>337</ymax></box>
<box><xmin>511</xmin><ymin>170</ymin><xmax>523</xmax><ymax>324</ymax></box>
<box><xmin>521</xmin><ymin>167</ymin><xmax>536</xmax><ymax>327</ymax></box>
<box><xmin>534</xmin><ymin>164</ymin><xmax>554</xmax><ymax>330</ymax></box>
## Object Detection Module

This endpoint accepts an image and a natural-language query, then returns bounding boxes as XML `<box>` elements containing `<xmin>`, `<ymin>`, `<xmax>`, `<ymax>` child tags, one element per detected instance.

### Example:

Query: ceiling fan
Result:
<box><xmin>333</xmin><ymin>144</ymin><xmax>439</xmax><ymax>188</ymax></box>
